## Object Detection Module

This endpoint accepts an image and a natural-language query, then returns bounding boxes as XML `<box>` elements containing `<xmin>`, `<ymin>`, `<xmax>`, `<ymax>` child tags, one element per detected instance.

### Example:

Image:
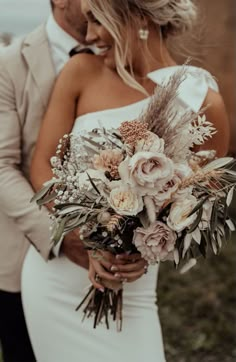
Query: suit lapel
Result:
<box><xmin>22</xmin><ymin>25</ymin><xmax>56</xmax><ymax>108</ymax></box>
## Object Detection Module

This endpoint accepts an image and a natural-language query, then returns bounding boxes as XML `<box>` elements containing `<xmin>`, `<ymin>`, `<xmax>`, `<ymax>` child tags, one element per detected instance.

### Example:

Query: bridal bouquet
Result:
<box><xmin>33</xmin><ymin>68</ymin><xmax>236</xmax><ymax>331</ymax></box>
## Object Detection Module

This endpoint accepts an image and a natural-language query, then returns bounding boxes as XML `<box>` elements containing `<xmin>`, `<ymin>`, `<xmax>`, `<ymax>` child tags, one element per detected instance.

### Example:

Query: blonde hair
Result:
<box><xmin>86</xmin><ymin>0</ymin><xmax>198</xmax><ymax>94</ymax></box>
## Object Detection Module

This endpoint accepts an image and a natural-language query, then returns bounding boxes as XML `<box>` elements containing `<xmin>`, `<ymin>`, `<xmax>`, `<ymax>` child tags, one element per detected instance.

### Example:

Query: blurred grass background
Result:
<box><xmin>158</xmin><ymin>2</ymin><xmax>236</xmax><ymax>358</ymax></box>
<box><xmin>158</xmin><ymin>216</ymin><xmax>236</xmax><ymax>362</ymax></box>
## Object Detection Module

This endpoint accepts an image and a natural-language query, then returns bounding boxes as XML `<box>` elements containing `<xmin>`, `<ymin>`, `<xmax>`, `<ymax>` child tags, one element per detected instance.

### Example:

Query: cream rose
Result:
<box><xmin>167</xmin><ymin>195</ymin><xmax>198</xmax><ymax>232</ymax></box>
<box><xmin>119</xmin><ymin>152</ymin><xmax>174</xmax><ymax>195</ymax></box>
<box><xmin>108</xmin><ymin>185</ymin><xmax>143</xmax><ymax>216</ymax></box>
<box><xmin>133</xmin><ymin>221</ymin><xmax>177</xmax><ymax>264</ymax></box>
<box><xmin>135</xmin><ymin>132</ymin><xmax>165</xmax><ymax>153</ymax></box>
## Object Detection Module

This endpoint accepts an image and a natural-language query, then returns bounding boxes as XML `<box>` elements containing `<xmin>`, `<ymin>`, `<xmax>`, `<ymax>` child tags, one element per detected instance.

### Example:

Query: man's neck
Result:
<box><xmin>52</xmin><ymin>12</ymin><xmax>85</xmax><ymax>44</ymax></box>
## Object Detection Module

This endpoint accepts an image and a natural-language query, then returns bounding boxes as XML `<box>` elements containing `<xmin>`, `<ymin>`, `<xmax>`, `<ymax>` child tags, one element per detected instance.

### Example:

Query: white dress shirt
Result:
<box><xmin>46</xmin><ymin>14</ymin><xmax>79</xmax><ymax>74</ymax></box>
<box><xmin>46</xmin><ymin>14</ymin><xmax>98</xmax><ymax>74</ymax></box>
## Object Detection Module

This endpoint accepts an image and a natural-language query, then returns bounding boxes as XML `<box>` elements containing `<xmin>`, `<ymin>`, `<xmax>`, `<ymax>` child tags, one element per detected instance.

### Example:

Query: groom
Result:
<box><xmin>0</xmin><ymin>1</ymin><xmax>96</xmax><ymax>361</ymax></box>
<box><xmin>0</xmin><ymin>1</ymin><xmax>147</xmax><ymax>360</ymax></box>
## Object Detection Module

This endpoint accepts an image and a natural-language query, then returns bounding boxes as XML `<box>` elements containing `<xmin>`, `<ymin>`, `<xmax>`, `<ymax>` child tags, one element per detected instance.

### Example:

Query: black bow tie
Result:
<box><xmin>69</xmin><ymin>46</ymin><xmax>94</xmax><ymax>57</ymax></box>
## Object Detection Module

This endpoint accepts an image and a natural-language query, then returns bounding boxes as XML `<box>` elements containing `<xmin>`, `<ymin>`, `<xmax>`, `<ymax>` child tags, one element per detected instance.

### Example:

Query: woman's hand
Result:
<box><xmin>88</xmin><ymin>250</ymin><xmax>148</xmax><ymax>291</ymax></box>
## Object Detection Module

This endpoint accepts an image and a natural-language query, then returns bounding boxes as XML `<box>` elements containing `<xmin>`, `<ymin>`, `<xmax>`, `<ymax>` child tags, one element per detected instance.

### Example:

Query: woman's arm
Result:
<box><xmin>199</xmin><ymin>88</ymin><xmax>230</xmax><ymax>157</ymax></box>
<box><xmin>30</xmin><ymin>55</ymin><xmax>147</xmax><ymax>283</ymax></box>
<box><xmin>30</xmin><ymin>55</ymin><xmax>92</xmax><ymax>191</ymax></box>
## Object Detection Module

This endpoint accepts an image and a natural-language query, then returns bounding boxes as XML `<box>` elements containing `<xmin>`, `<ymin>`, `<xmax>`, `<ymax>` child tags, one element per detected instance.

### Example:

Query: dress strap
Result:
<box><xmin>147</xmin><ymin>65</ymin><xmax>219</xmax><ymax>113</ymax></box>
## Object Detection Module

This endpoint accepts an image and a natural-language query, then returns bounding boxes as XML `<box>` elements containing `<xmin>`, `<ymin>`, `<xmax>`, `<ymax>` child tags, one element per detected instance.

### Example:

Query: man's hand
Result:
<box><xmin>61</xmin><ymin>230</ymin><xmax>89</xmax><ymax>270</ymax></box>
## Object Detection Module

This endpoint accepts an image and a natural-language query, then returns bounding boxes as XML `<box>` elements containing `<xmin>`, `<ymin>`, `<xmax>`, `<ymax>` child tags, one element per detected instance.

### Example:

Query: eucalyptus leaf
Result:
<box><xmin>106</xmin><ymin>138</ymin><xmax>122</xmax><ymax>149</ymax></box>
<box><xmin>222</xmin><ymin>196</ymin><xmax>228</xmax><ymax>225</ymax></box>
<box><xmin>86</xmin><ymin>173</ymin><xmax>101</xmax><ymax>195</ymax></box>
<box><xmin>224</xmin><ymin>169</ymin><xmax>236</xmax><ymax>177</ymax></box>
<box><xmin>226</xmin><ymin>219</ymin><xmax>236</xmax><ymax>231</ymax></box>
<box><xmin>216</xmin><ymin>231</ymin><xmax>223</xmax><ymax>248</ymax></box>
<box><xmin>226</xmin><ymin>186</ymin><xmax>235</xmax><ymax>206</ymax></box>
<box><xmin>188</xmin><ymin>196</ymin><xmax>209</xmax><ymax>217</ymax></box>
<box><xmin>179</xmin><ymin>258</ymin><xmax>197</xmax><ymax>274</ymax></box>
<box><xmin>187</xmin><ymin>207</ymin><xmax>203</xmax><ymax>234</ymax></box>
<box><xmin>210</xmin><ymin>198</ymin><xmax>218</xmax><ymax>233</ymax></box>
<box><xmin>210</xmin><ymin>235</ymin><xmax>218</xmax><ymax>255</ymax></box>
<box><xmin>37</xmin><ymin>191</ymin><xmax>57</xmax><ymax>206</ymax></box>
<box><xmin>199</xmin><ymin>233</ymin><xmax>208</xmax><ymax>258</ymax></box>
<box><xmin>52</xmin><ymin>216</ymin><xmax>70</xmax><ymax>244</ymax></box>
<box><xmin>54</xmin><ymin>202</ymin><xmax>81</xmax><ymax>210</ymax></box>
<box><xmin>203</xmin><ymin>157</ymin><xmax>234</xmax><ymax>172</ymax></box>
<box><xmin>81</xmin><ymin>135</ymin><xmax>106</xmax><ymax>150</ymax></box>
<box><xmin>192</xmin><ymin>227</ymin><xmax>201</xmax><ymax>244</ymax></box>
<box><xmin>182</xmin><ymin>233</ymin><xmax>192</xmax><ymax>258</ymax></box>
<box><xmin>31</xmin><ymin>181</ymin><xmax>56</xmax><ymax>204</ymax></box>
<box><xmin>217</xmin><ymin>224</ymin><xmax>225</xmax><ymax>236</ymax></box>
<box><xmin>58</xmin><ymin>205</ymin><xmax>84</xmax><ymax>215</ymax></box>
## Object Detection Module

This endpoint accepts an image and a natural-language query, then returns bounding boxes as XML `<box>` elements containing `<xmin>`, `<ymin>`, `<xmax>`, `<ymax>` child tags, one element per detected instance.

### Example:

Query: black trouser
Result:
<box><xmin>0</xmin><ymin>290</ymin><xmax>35</xmax><ymax>362</ymax></box>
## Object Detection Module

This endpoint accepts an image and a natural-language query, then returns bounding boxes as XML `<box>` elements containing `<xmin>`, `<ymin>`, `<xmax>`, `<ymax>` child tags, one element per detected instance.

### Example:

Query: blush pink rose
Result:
<box><xmin>133</xmin><ymin>221</ymin><xmax>177</xmax><ymax>264</ymax></box>
<box><xmin>119</xmin><ymin>152</ymin><xmax>174</xmax><ymax>196</ymax></box>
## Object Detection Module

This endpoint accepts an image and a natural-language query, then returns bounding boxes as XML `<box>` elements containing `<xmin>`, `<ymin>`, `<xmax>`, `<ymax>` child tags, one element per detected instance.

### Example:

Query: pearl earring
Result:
<box><xmin>138</xmin><ymin>28</ymin><xmax>149</xmax><ymax>40</ymax></box>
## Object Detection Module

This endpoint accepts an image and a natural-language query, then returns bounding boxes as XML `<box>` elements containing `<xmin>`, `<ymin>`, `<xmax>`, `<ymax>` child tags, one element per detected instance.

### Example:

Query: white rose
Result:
<box><xmin>119</xmin><ymin>152</ymin><xmax>174</xmax><ymax>196</ymax></box>
<box><xmin>108</xmin><ymin>185</ymin><xmax>143</xmax><ymax>216</ymax></box>
<box><xmin>167</xmin><ymin>195</ymin><xmax>198</xmax><ymax>232</ymax></box>
<box><xmin>135</xmin><ymin>132</ymin><xmax>165</xmax><ymax>153</ymax></box>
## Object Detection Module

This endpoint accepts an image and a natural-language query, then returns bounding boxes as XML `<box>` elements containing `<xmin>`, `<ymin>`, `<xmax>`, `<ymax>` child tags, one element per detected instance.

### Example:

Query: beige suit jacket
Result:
<box><xmin>0</xmin><ymin>25</ymin><xmax>57</xmax><ymax>291</ymax></box>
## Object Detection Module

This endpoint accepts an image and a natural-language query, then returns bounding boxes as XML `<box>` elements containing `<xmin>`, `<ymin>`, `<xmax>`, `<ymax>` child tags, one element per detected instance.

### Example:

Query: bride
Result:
<box><xmin>22</xmin><ymin>0</ymin><xmax>230</xmax><ymax>361</ymax></box>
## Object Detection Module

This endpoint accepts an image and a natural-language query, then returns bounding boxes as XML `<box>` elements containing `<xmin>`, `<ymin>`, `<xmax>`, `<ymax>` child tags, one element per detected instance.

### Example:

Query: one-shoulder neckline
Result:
<box><xmin>74</xmin><ymin>65</ymin><xmax>205</xmax><ymax>122</ymax></box>
<box><xmin>75</xmin><ymin>97</ymin><xmax>149</xmax><ymax>122</ymax></box>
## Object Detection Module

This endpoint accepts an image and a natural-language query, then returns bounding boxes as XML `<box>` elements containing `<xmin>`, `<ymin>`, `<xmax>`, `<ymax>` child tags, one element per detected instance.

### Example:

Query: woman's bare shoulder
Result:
<box><xmin>59</xmin><ymin>54</ymin><xmax>104</xmax><ymax>86</ymax></box>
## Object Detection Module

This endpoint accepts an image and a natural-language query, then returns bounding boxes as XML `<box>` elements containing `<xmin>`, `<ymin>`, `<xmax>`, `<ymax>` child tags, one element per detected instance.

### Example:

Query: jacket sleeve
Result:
<box><xmin>0</xmin><ymin>57</ymin><xmax>53</xmax><ymax>260</ymax></box>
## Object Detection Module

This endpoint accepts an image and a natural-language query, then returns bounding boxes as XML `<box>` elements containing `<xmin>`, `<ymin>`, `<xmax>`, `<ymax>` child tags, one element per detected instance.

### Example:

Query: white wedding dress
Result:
<box><xmin>22</xmin><ymin>66</ymin><xmax>218</xmax><ymax>362</ymax></box>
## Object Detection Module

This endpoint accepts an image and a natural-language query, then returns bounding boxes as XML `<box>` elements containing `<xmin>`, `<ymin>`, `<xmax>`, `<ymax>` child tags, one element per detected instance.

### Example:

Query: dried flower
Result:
<box><xmin>119</xmin><ymin>120</ymin><xmax>149</xmax><ymax>147</ymax></box>
<box><xmin>92</xmin><ymin>149</ymin><xmax>124</xmax><ymax>179</ymax></box>
<box><xmin>97</xmin><ymin>211</ymin><xmax>112</xmax><ymax>225</ymax></box>
<box><xmin>106</xmin><ymin>214</ymin><xmax>124</xmax><ymax>233</ymax></box>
